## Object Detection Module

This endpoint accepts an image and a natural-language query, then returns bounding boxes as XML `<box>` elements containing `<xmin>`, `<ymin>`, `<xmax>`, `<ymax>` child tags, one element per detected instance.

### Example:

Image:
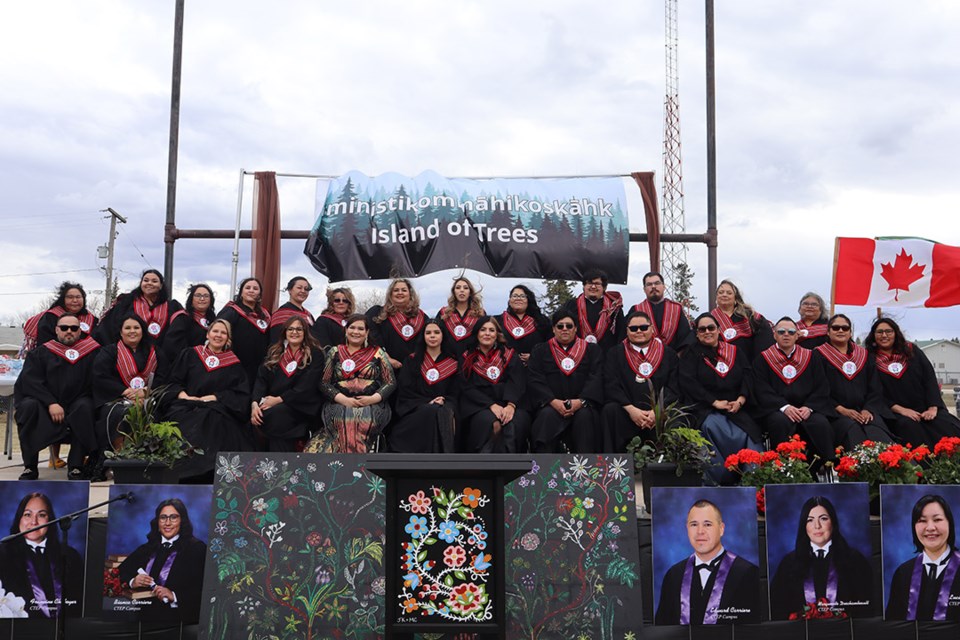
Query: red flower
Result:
<box><xmin>283</xmin><ymin>495</ymin><xmax>299</xmax><ymax>509</ymax></box>
<box><xmin>761</xmin><ymin>451</ymin><xmax>779</xmax><ymax>464</ymax></box>
<box><xmin>724</xmin><ymin>454</ymin><xmax>740</xmax><ymax>470</ymax></box>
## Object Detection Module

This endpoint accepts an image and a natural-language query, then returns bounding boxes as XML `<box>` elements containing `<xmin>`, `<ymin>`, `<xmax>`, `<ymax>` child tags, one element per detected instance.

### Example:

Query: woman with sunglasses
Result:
<box><xmin>437</xmin><ymin>276</ymin><xmax>485</xmax><ymax>359</ymax></box>
<box><xmin>795</xmin><ymin>292</ymin><xmax>830</xmax><ymax>349</ymax></box>
<box><xmin>813</xmin><ymin>314</ymin><xmax>892</xmax><ymax>449</ymax></box>
<box><xmin>711</xmin><ymin>279</ymin><xmax>774</xmax><ymax>361</ymax></box>
<box><xmin>163</xmin><ymin>283</ymin><xmax>217</xmax><ymax>362</ymax></box>
<box><xmin>251</xmin><ymin>316</ymin><xmax>324</xmax><ymax>452</ymax></box>
<box><xmin>498</xmin><ymin>284</ymin><xmax>550</xmax><ymax>365</ymax></box>
<box><xmin>312</xmin><ymin>287</ymin><xmax>355</xmax><ymax>347</ymax></box>
<box><xmin>269</xmin><ymin>276</ymin><xmax>315</xmax><ymax>342</ymax></box>
<box><xmin>680</xmin><ymin>313</ymin><xmax>762</xmax><ymax>485</ymax></box>
<box><xmin>601</xmin><ymin>310</ymin><xmax>681</xmax><ymax>453</ymax></box>
<box><xmin>95</xmin><ymin>269</ymin><xmax>183</xmax><ymax>352</ymax></box>
<box><xmin>865</xmin><ymin>317</ymin><xmax>960</xmax><ymax>448</ymax></box>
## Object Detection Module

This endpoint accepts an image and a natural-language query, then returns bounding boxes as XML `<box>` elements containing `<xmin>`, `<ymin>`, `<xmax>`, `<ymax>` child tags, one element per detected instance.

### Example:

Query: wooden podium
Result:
<box><xmin>367</xmin><ymin>454</ymin><xmax>531</xmax><ymax>639</ymax></box>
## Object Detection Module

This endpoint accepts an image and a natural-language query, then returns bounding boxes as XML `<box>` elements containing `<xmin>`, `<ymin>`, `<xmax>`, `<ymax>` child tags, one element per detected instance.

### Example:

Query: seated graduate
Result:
<box><xmin>269</xmin><ymin>276</ymin><xmax>315</xmax><ymax>342</ymax></box>
<box><xmin>164</xmin><ymin>319</ymin><xmax>252</xmax><ymax>481</ymax></box>
<box><xmin>216</xmin><ymin>277</ymin><xmax>272</xmax><ymax>392</ymax></box>
<box><xmin>886</xmin><ymin>494</ymin><xmax>960</xmax><ymax>621</ymax></box>
<box><xmin>769</xmin><ymin>496</ymin><xmax>873</xmax><ymax>619</ymax></box>
<box><xmin>601</xmin><ymin>310</ymin><xmax>681</xmax><ymax>453</ymax></box>
<box><xmin>91</xmin><ymin>314</ymin><xmax>164</xmax><ymax>480</ymax></box>
<box><xmin>304</xmin><ymin>314</ymin><xmax>396</xmax><ymax>454</ymax></box>
<box><xmin>749</xmin><ymin>317</ymin><xmax>838</xmax><ymax>474</ymax></box>
<box><xmin>390</xmin><ymin>319</ymin><xmax>459</xmax><ymax>453</ymax></box>
<box><xmin>527</xmin><ymin>310</ymin><xmax>603</xmax><ymax>453</ymax></box>
<box><xmin>711</xmin><ymin>279</ymin><xmax>773</xmax><ymax>362</ymax></box>
<box><xmin>459</xmin><ymin>316</ymin><xmax>531</xmax><ymax>453</ymax></box>
<box><xmin>814</xmin><ymin>314</ymin><xmax>892</xmax><ymax>448</ymax></box>
<box><xmin>866</xmin><ymin>317</ymin><xmax>960</xmax><ymax>449</ymax></box>
<box><xmin>629</xmin><ymin>271</ymin><xmax>693</xmax><ymax>352</ymax></box>
<box><xmin>561</xmin><ymin>268</ymin><xmax>625</xmax><ymax>352</ymax></box>
<box><xmin>0</xmin><ymin>492</ymin><xmax>84</xmax><ymax>618</ymax></box>
<box><xmin>118</xmin><ymin>498</ymin><xmax>207</xmax><ymax>622</ymax></box>
<box><xmin>436</xmin><ymin>276</ymin><xmax>485</xmax><ymax>359</ymax></box>
<box><xmin>366</xmin><ymin>278</ymin><xmax>427</xmax><ymax>371</ymax></box>
<box><xmin>95</xmin><ymin>269</ymin><xmax>183</xmax><ymax>353</ymax></box>
<box><xmin>250</xmin><ymin>316</ymin><xmax>324</xmax><ymax>452</ymax></box>
<box><xmin>680</xmin><ymin>313</ymin><xmax>762</xmax><ymax>485</ymax></box>
<box><xmin>655</xmin><ymin>499</ymin><xmax>760</xmax><ymax>625</ymax></box>
<box><xmin>795</xmin><ymin>292</ymin><xmax>829</xmax><ymax>349</ymax></box>
<box><xmin>498</xmin><ymin>284</ymin><xmax>550</xmax><ymax>366</ymax></box>
<box><xmin>14</xmin><ymin>312</ymin><xmax>100</xmax><ymax>480</ymax></box>
<box><xmin>163</xmin><ymin>283</ymin><xmax>217</xmax><ymax>363</ymax></box>
<box><xmin>311</xmin><ymin>286</ymin><xmax>355</xmax><ymax>347</ymax></box>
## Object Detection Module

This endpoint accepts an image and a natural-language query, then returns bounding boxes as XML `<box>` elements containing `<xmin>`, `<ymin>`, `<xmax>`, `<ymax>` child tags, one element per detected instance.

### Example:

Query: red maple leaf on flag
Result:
<box><xmin>880</xmin><ymin>248</ymin><xmax>926</xmax><ymax>301</ymax></box>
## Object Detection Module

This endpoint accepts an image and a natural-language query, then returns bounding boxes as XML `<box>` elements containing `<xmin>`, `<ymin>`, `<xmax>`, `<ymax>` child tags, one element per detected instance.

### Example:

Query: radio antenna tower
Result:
<box><xmin>660</xmin><ymin>0</ymin><xmax>688</xmax><ymax>307</ymax></box>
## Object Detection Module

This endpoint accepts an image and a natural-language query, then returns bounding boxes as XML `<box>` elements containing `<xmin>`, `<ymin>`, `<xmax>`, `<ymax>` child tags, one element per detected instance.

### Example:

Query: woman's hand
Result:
<box><xmin>892</xmin><ymin>404</ymin><xmax>922</xmax><ymax>421</ymax></box>
<box><xmin>429</xmin><ymin>396</ymin><xmax>445</xmax><ymax>405</ymax></box>
<box><xmin>502</xmin><ymin>403</ymin><xmax>516</xmax><ymax>424</ymax></box>
<box><xmin>260</xmin><ymin>395</ymin><xmax>282</xmax><ymax>410</ymax></box>
<box><xmin>152</xmin><ymin>584</ymin><xmax>175</xmax><ymax>603</ymax></box>
<box><xmin>921</xmin><ymin>406</ymin><xmax>939</xmax><ymax>421</ymax></box>
<box><xmin>389</xmin><ymin>357</ymin><xmax>403</xmax><ymax>369</ymax></box>
<box><xmin>131</xmin><ymin>573</ymin><xmax>154</xmax><ymax>589</ymax></box>
<box><xmin>251</xmin><ymin>402</ymin><xmax>264</xmax><ymax>426</ymax></box>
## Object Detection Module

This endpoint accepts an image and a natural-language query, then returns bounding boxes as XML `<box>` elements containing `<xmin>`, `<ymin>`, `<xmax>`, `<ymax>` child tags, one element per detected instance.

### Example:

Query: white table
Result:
<box><xmin>0</xmin><ymin>377</ymin><xmax>16</xmax><ymax>460</ymax></box>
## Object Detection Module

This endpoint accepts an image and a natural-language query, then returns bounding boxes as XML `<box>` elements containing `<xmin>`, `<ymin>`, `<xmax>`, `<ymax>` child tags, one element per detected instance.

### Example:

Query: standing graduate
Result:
<box><xmin>561</xmin><ymin>268</ymin><xmax>624</xmax><ymax>352</ymax></box>
<box><xmin>269</xmin><ymin>276</ymin><xmax>315</xmax><ymax>342</ymax></box>
<box><xmin>629</xmin><ymin>271</ymin><xmax>693</xmax><ymax>352</ymax></box>
<box><xmin>711</xmin><ymin>279</ymin><xmax>773</xmax><ymax>362</ymax></box>
<box><xmin>216</xmin><ymin>277</ymin><xmax>272</xmax><ymax>391</ymax></box>
<box><xmin>795</xmin><ymin>292</ymin><xmax>829</xmax><ymax>349</ymax></box>
<box><xmin>366</xmin><ymin>278</ymin><xmax>428</xmax><ymax>371</ymax></box>
<box><xmin>95</xmin><ymin>269</ymin><xmax>183</xmax><ymax>353</ymax></box>
<box><xmin>436</xmin><ymin>276</ymin><xmax>485</xmax><ymax>359</ymax></box>
<box><xmin>311</xmin><ymin>287</ymin><xmax>355</xmax><ymax>347</ymax></box>
<box><xmin>498</xmin><ymin>284</ymin><xmax>550</xmax><ymax>366</ymax></box>
<box><xmin>163</xmin><ymin>283</ymin><xmax>216</xmax><ymax>363</ymax></box>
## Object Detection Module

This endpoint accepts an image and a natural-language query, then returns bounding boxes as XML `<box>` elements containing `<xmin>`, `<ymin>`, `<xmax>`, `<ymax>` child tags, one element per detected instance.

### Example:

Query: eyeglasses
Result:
<box><xmin>584</xmin><ymin>281</ymin><xmax>604</xmax><ymax>288</ymax></box>
<box><xmin>57</xmin><ymin>325</ymin><xmax>81</xmax><ymax>332</ymax></box>
<box><xmin>555</xmin><ymin>323</ymin><xmax>575</xmax><ymax>330</ymax></box>
<box><xmin>875</xmin><ymin>329</ymin><xmax>895</xmax><ymax>336</ymax></box>
<box><xmin>627</xmin><ymin>324</ymin><xmax>651</xmax><ymax>332</ymax></box>
<box><xmin>829</xmin><ymin>325</ymin><xmax>851</xmax><ymax>332</ymax></box>
<box><xmin>509</xmin><ymin>294</ymin><xmax>527</xmax><ymax>300</ymax></box>
<box><xmin>776</xmin><ymin>328</ymin><xmax>798</xmax><ymax>336</ymax></box>
<box><xmin>332</xmin><ymin>298</ymin><xmax>349</xmax><ymax>304</ymax></box>
<box><xmin>800</xmin><ymin>301</ymin><xmax>820</xmax><ymax>308</ymax></box>
<box><xmin>697</xmin><ymin>325</ymin><xmax>718</xmax><ymax>333</ymax></box>
<box><xmin>158</xmin><ymin>514</ymin><xmax>181</xmax><ymax>522</ymax></box>
<box><xmin>644</xmin><ymin>281</ymin><xmax>664</xmax><ymax>288</ymax></box>
<box><xmin>193</xmin><ymin>293</ymin><xmax>211</xmax><ymax>299</ymax></box>
<box><xmin>287</xmin><ymin>327</ymin><xmax>304</xmax><ymax>333</ymax></box>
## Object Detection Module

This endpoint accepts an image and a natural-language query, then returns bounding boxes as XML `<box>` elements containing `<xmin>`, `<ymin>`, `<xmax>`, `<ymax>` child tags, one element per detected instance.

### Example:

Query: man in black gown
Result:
<box><xmin>629</xmin><ymin>271</ymin><xmax>693</xmax><ymax>352</ymax></box>
<box><xmin>561</xmin><ymin>268</ymin><xmax>624</xmax><ymax>352</ymax></box>
<box><xmin>13</xmin><ymin>313</ymin><xmax>99</xmax><ymax>480</ymax></box>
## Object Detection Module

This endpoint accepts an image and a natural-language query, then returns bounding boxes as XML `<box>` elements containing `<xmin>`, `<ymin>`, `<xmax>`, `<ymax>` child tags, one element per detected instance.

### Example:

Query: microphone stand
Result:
<box><xmin>1</xmin><ymin>491</ymin><xmax>136</xmax><ymax>640</ymax></box>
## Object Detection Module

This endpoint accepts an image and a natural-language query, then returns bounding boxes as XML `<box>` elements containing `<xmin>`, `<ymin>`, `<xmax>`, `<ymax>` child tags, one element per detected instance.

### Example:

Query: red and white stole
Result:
<box><xmin>169</xmin><ymin>309</ymin><xmax>211</xmax><ymax>330</ymax></box>
<box><xmin>133</xmin><ymin>297</ymin><xmax>170</xmax><ymax>335</ymax></box>
<box><xmin>387</xmin><ymin>310</ymin><xmax>426</xmax><ymax>342</ymax></box>
<box><xmin>421</xmin><ymin>352</ymin><xmax>458</xmax><ymax>385</ymax></box>
<box><xmin>337</xmin><ymin>345</ymin><xmax>378</xmax><ymax>379</ymax></box>
<box><xmin>797</xmin><ymin>320</ymin><xmax>828</xmax><ymax>341</ymax></box>
<box><xmin>632</xmin><ymin>299</ymin><xmax>684</xmax><ymax>345</ymax></box>
<box><xmin>45</xmin><ymin>306</ymin><xmax>97</xmax><ymax>334</ymax></box>
<box><xmin>874</xmin><ymin>350</ymin><xmax>909</xmax><ymax>379</ymax></box>
<box><xmin>713</xmin><ymin>308</ymin><xmax>754</xmax><ymax>341</ymax></box>
<box><xmin>43</xmin><ymin>337</ymin><xmax>99</xmax><ymax>364</ymax></box>
<box><xmin>320</xmin><ymin>312</ymin><xmax>348</xmax><ymax>327</ymax></box>
<box><xmin>116</xmin><ymin>341</ymin><xmax>158</xmax><ymax>387</ymax></box>
<box><xmin>194</xmin><ymin>345</ymin><xmax>240</xmax><ymax>371</ymax></box>
<box><xmin>703</xmin><ymin>341</ymin><xmax>737</xmax><ymax>379</ymax></box>
<box><xmin>577</xmin><ymin>291</ymin><xmax>622</xmax><ymax>342</ymax></box>
<box><xmin>225</xmin><ymin>301</ymin><xmax>271</xmax><ymax>333</ymax></box>
<box><xmin>623</xmin><ymin>337</ymin><xmax>665</xmax><ymax>379</ymax></box>
<box><xmin>467</xmin><ymin>347</ymin><xmax>514</xmax><ymax>383</ymax></box>
<box><xmin>760</xmin><ymin>345</ymin><xmax>812</xmax><ymax>385</ymax></box>
<box><xmin>501</xmin><ymin>312</ymin><xmax>537</xmax><ymax>340</ymax></box>
<box><xmin>816</xmin><ymin>342</ymin><xmax>867</xmax><ymax>381</ymax></box>
<box><xmin>441</xmin><ymin>308</ymin><xmax>479</xmax><ymax>342</ymax></box>
<box><xmin>548</xmin><ymin>337</ymin><xmax>587</xmax><ymax>376</ymax></box>
<box><xmin>271</xmin><ymin>304</ymin><xmax>314</xmax><ymax>328</ymax></box>
<box><xmin>278</xmin><ymin>346</ymin><xmax>304</xmax><ymax>378</ymax></box>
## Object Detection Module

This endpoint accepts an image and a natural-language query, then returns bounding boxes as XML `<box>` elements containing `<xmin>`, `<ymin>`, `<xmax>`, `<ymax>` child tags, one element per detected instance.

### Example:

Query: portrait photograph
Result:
<box><xmin>765</xmin><ymin>482</ymin><xmax>873</xmax><ymax>620</ymax></box>
<box><xmin>881</xmin><ymin>484</ymin><xmax>960</xmax><ymax>621</ymax></box>
<box><xmin>101</xmin><ymin>483</ymin><xmax>212</xmax><ymax>623</ymax></box>
<box><xmin>0</xmin><ymin>479</ymin><xmax>90</xmax><ymax>619</ymax></box>
<box><xmin>651</xmin><ymin>486</ymin><xmax>760</xmax><ymax>625</ymax></box>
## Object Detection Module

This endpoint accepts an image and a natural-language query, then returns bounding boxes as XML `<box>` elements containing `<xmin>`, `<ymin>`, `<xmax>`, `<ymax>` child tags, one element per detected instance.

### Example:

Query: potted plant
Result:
<box><xmin>924</xmin><ymin>436</ymin><xmax>960</xmax><ymax>485</ymax></box>
<box><xmin>725</xmin><ymin>435</ymin><xmax>815</xmax><ymax>514</ymax></box>
<box><xmin>835</xmin><ymin>440</ymin><xmax>926</xmax><ymax>513</ymax></box>
<box><xmin>626</xmin><ymin>388</ymin><xmax>712</xmax><ymax>513</ymax></box>
<box><xmin>104</xmin><ymin>386</ymin><xmax>202</xmax><ymax>483</ymax></box>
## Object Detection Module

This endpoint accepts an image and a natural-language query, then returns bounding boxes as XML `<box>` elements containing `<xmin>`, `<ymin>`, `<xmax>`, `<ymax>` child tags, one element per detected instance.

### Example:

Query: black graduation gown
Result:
<box><xmin>630</xmin><ymin>298</ymin><xmax>693</xmax><ymax>352</ymax></box>
<box><xmin>117</xmin><ymin>536</ymin><xmax>207</xmax><ymax>622</ymax></box>
<box><xmin>91</xmin><ymin>342</ymin><xmax>167</xmax><ymax>450</ymax></box>
<box><xmin>886</xmin><ymin>552</ymin><xmax>960</xmax><ymax>621</ymax></box>
<box><xmin>436</xmin><ymin>309</ymin><xmax>480</xmax><ymax>360</ymax></box>
<box><xmin>164</xmin><ymin>349</ymin><xmax>252</xmax><ymax>478</ymax></box>
<box><xmin>268</xmin><ymin>302</ymin><xmax>315</xmax><ymax>343</ymax></box>
<box><xmin>13</xmin><ymin>339</ymin><xmax>99</xmax><ymax>466</ymax></box>
<box><xmin>0</xmin><ymin>539</ymin><xmax>84</xmax><ymax>618</ymax></box>
<box><xmin>498</xmin><ymin>311</ymin><xmax>550</xmax><ymax>359</ymax></box>
<box><xmin>366</xmin><ymin>306</ymin><xmax>427</xmax><ymax>366</ymax></box>
<box><xmin>162</xmin><ymin>311</ymin><xmax>215</xmax><ymax>364</ymax></box>
<box><xmin>561</xmin><ymin>295</ymin><xmax>625</xmax><ymax>352</ymax></box>
<box><xmin>311</xmin><ymin>314</ymin><xmax>347</xmax><ymax>347</ymax></box>
<box><xmin>458</xmin><ymin>347</ymin><xmax>530</xmax><ymax>453</ymax></box>
<box><xmin>95</xmin><ymin>294</ymin><xmax>183</xmax><ymax>352</ymax></box>
<box><xmin>216</xmin><ymin>303</ymin><xmax>271</xmax><ymax>392</ymax></box>
<box><xmin>390</xmin><ymin>350</ymin><xmax>460</xmax><ymax>453</ymax></box>
<box><xmin>769</xmin><ymin>546</ymin><xmax>873</xmax><ymax>619</ymax></box>
<box><xmin>655</xmin><ymin>552</ymin><xmax>760</xmax><ymax>624</ymax></box>
<box><xmin>796</xmin><ymin>319</ymin><xmax>829</xmax><ymax>349</ymax></box>
<box><xmin>679</xmin><ymin>344</ymin><xmax>762</xmax><ymax>444</ymax></box>
<box><xmin>814</xmin><ymin>345</ymin><xmax>893</xmax><ymax>446</ymax></box>
<box><xmin>36</xmin><ymin>308</ymin><xmax>98</xmax><ymax>344</ymax></box>
<box><xmin>873</xmin><ymin>346</ymin><xmax>960</xmax><ymax>448</ymax></box>
<box><xmin>527</xmin><ymin>340</ymin><xmax>604</xmax><ymax>453</ymax></box>
<box><xmin>251</xmin><ymin>351</ymin><xmax>324</xmax><ymax>450</ymax></box>
<box><xmin>714</xmin><ymin>310</ymin><xmax>774</xmax><ymax>363</ymax></box>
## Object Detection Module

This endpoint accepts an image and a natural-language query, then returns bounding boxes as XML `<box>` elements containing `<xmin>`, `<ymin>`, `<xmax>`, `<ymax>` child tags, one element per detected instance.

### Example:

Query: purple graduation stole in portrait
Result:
<box><xmin>25</xmin><ymin>546</ymin><xmax>62</xmax><ymax>617</ymax></box>
<box><xmin>680</xmin><ymin>551</ymin><xmax>737</xmax><ymax>624</ymax></box>
<box><xmin>907</xmin><ymin>550</ymin><xmax>960</xmax><ymax>620</ymax></box>
<box><xmin>145</xmin><ymin>543</ymin><xmax>179</xmax><ymax>587</ymax></box>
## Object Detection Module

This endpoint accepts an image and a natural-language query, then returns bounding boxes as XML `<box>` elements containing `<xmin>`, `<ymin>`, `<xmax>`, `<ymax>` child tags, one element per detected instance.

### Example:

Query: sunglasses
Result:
<box><xmin>58</xmin><ymin>325</ymin><xmax>81</xmax><ymax>332</ymax></box>
<box><xmin>829</xmin><ymin>324</ymin><xmax>851</xmax><ymax>332</ymax></box>
<box><xmin>697</xmin><ymin>325</ymin><xmax>718</xmax><ymax>333</ymax></box>
<box><xmin>627</xmin><ymin>324</ymin><xmax>651</xmax><ymax>332</ymax></box>
<box><xmin>776</xmin><ymin>328</ymin><xmax>798</xmax><ymax>336</ymax></box>
<box><xmin>332</xmin><ymin>298</ymin><xmax>349</xmax><ymax>303</ymax></box>
<box><xmin>555</xmin><ymin>323</ymin><xmax>575</xmax><ymax>330</ymax></box>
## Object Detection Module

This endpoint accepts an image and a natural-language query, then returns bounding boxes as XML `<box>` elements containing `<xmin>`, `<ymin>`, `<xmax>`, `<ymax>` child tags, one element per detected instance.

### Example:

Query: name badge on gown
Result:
<box><xmin>401</xmin><ymin>324</ymin><xmax>415</xmax><ymax>338</ymax></box>
<box><xmin>341</xmin><ymin>319</ymin><xmax>348</xmax><ymax>327</ymax></box>
<box><xmin>486</xmin><ymin>366</ymin><xmax>501</xmax><ymax>380</ymax></box>
<box><xmin>205</xmin><ymin>355</ymin><xmax>220</xmax><ymax>368</ymax></box>
<box><xmin>148</xmin><ymin>322</ymin><xmax>162</xmax><ymax>336</ymax></box>
<box><xmin>426</xmin><ymin>368</ymin><xmax>439</xmax><ymax>382</ymax></box>
<box><xmin>285</xmin><ymin>361</ymin><xmax>298</xmax><ymax>373</ymax></box>
<box><xmin>842</xmin><ymin>361</ymin><xmax>856</xmax><ymax>375</ymax></box>
<box><xmin>715</xmin><ymin>362</ymin><xmax>729</xmax><ymax>374</ymax></box>
<box><xmin>79</xmin><ymin>321</ymin><xmax>90</xmax><ymax>333</ymax></box>
<box><xmin>200</xmin><ymin>318</ymin><xmax>210</xmax><ymax>328</ymax></box>
<box><xmin>723</xmin><ymin>328</ymin><xmax>737</xmax><ymax>340</ymax></box>
<box><xmin>454</xmin><ymin>325</ymin><xmax>467</xmax><ymax>338</ymax></box>
<box><xmin>512</xmin><ymin>326</ymin><xmax>525</xmax><ymax>338</ymax></box>
<box><xmin>342</xmin><ymin>359</ymin><xmax>356</xmax><ymax>373</ymax></box>
<box><xmin>561</xmin><ymin>357</ymin><xmax>575</xmax><ymax>372</ymax></box>
<box><xmin>782</xmin><ymin>365</ymin><xmax>797</xmax><ymax>379</ymax></box>
<box><xmin>257</xmin><ymin>319</ymin><xmax>269</xmax><ymax>330</ymax></box>
<box><xmin>130</xmin><ymin>376</ymin><xmax>145</xmax><ymax>389</ymax></box>
<box><xmin>799</xmin><ymin>329</ymin><xmax>809</xmax><ymax>338</ymax></box>
<box><xmin>585</xmin><ymin>334</ymin><xmax>598</xmax><ymax>344</ymax></box>
<box><xmin>888</xmin><ymin>362</ymin><xmax>903</xmax><ymax>375</ymax></box>
<box><xmin>639</xmin><ymin>362</ymin><xmax>654</xmax><ymax>377</ymax></box>
<box><xmin>65</xmin><ymin>349</ymin><xmax>79</xmax><ymax>362</ymax></box>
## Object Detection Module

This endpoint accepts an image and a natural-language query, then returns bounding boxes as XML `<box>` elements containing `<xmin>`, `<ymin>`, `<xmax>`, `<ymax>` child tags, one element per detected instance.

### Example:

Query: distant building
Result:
<box><xmin>0</xmin><ymin>325</ymin><xmax>23</xmax><ymax>357</ymax></box>
<box><xmin>917</xmin><ymin>339</ymin><xmax>960</xmax><ymax>386</ymax></box>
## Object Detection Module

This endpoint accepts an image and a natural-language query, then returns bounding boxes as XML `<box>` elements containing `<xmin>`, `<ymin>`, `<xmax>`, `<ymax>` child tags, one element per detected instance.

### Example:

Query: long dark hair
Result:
<box><xmin>132</xmin><ymin>269</ymin><xmax>170</xmax><ymax>304</ymax></box>
<box><xmin>115</xmin><ymin>313</ymin><xmax>154</xmax><ymax>350</ymax></box>
<box><xmin>50</xmin><ymin>281</ymin><xmax>89</xmax><ymax>313</ymax></box>
<box><xmin>413</xmin><ymin>319</ymin><xmax>455</xmax><ymax>362</ymax></box>
<box><xmin>864</xmin><ymin>316</ymin><xmax>912</xmax><ymax>356</ymax></box>
<box><xmin>9</xmin><ymin>492</ymin><xmax>62</xmax><ymax>555</ymax></box>
<box><xmin>911</xmin><ymin>494</ymin><xmax>955</xmax><ymax>554</ymax></box>
<box><xmin>234</xmin><ymin>277</ymin><xmax>267</xmax><ymax>318</ymax></box>
<box><xmin>793</xmin><ymin>496</ymin><xmax>852</xmax><ymax>572</ymax></box>
<box><xmin>146</xmin><ymin>498</ymin><xmax>195</xmax><ymax>544</ymax></box>
<box><xmin>688</xmin><ymin>312</ymin><xmax>722</xmax><ymax>359</ymax></box>
<box><xmin>185</xmin><ymin>283</ymin><xmax>216</xmax><ymax>319</ymax></box>
<box><xmin>506</xmin><ymin>284</ymin><xmax>545</xmax><ymax>320</ymax></box>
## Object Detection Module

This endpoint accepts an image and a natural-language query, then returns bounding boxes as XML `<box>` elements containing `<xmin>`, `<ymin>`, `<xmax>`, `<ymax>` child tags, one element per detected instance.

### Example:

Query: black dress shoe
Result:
<box><xmin>68</xmin><ymin>468</ymin><xmax>84</xmax><ymax>480</ymax></box>
<box><xmin>19</xmin><ymin>468</ymin><xmax>39</xmax><ymax>480</ymax></box>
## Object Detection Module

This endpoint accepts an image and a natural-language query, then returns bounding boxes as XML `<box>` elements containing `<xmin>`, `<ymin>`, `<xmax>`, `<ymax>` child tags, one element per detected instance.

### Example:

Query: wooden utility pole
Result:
<box><xmin>101</xmin><ymin>207</ymin><xmax>127</xmax><ymax>309</ymax></box>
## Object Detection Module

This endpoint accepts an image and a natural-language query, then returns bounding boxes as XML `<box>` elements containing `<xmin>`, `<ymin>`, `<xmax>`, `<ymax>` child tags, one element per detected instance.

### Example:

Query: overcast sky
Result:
<box><xmin>1</xmin><ymin>1</ymin><xmax>958</xmax><ymax>340</ymax></box>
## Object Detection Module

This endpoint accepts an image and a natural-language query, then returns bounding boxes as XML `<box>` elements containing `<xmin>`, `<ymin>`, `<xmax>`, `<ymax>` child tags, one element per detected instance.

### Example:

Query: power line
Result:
<box><xmin>117</xmin><ymin>225</ymin><xmax>152</xmax><ymax>266</ymax></box>
<box><xmin>0</xmin><ymin>268</ymin><xmax>101</xmax><ymax>279</ymax></box>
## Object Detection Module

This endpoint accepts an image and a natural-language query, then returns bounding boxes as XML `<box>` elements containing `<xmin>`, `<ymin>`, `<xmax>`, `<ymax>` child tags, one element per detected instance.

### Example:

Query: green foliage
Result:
<box><xmin>540</xmin><ymin>279</ymin><xmax>576</xmax><ymax>316</ymax></box>
<box><xmin>104</xmin><ymin>385</ymin><xmax>202</xmax><ymax>467</ymax></box>
<box><xmin>672</xmin><ymin>262</ymin><xmax>699</xmax><ymax>314</ymax></box>
<box><xmin>626</xmin><ymin>387</ymin><xmax>713</xmax><ymax>476</ymax></box>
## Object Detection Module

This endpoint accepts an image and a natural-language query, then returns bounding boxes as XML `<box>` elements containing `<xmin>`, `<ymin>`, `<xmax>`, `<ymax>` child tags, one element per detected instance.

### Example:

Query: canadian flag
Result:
<box><xmin>833</xmin><ymin>237</ymin><xmax>960</xmax><ymax>308</ymax></box>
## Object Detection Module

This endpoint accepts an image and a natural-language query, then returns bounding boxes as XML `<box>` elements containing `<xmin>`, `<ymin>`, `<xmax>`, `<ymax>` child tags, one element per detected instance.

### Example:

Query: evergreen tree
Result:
<box><xmin>541</xmin><ymin>279</ymin><xmax>576</xmax><ymax>316</ymax></box>
<box><xmin>673</xmin><ymin>262</ymin><xmax>700</xmax><ymax>314</ymax></box>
